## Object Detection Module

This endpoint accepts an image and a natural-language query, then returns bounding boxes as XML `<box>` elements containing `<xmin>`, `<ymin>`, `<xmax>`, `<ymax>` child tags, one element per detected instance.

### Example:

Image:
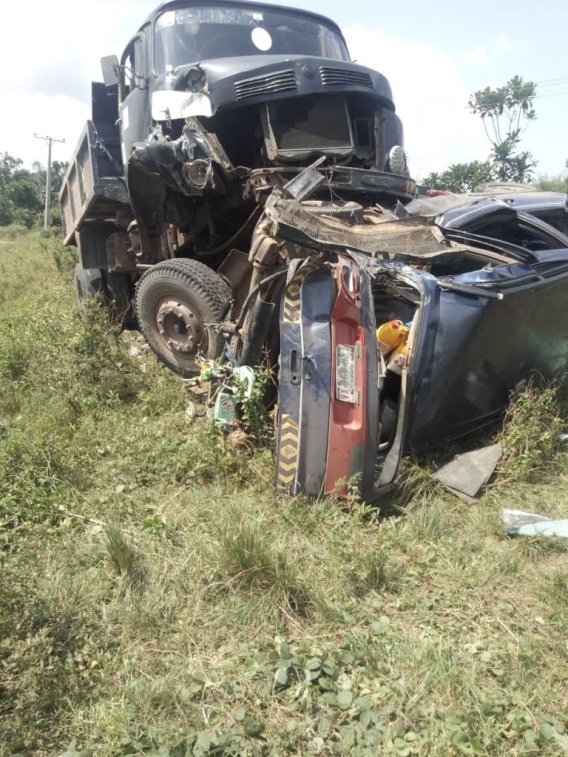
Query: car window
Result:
<box><xmin>465</xmin><ymin>216</ymin><xmax>563</xmax><ymax>251</ymax></box>
<box><xmin>529</xmin><ymin>208</ymin><xmax>568</xmax><ymax>238</ymax></box>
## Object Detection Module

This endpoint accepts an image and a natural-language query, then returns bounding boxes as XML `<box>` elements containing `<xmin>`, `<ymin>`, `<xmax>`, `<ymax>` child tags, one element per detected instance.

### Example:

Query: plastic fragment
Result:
<box><xmin>502</xmin><ymin>508</ymin><xmax>568</xmax><ymax>538</ymax></box>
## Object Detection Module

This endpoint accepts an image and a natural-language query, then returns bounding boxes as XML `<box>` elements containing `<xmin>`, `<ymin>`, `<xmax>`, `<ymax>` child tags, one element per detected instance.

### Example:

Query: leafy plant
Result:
<box><xmin>233</xmin><ymin>363</ymin><xmax>274</xmax><ymax>444</ymax></box>
<box><xmin>497</xmin><ymin>382</ymin><xmax>564</xmax><ymax>482</ymax></box>
<box><xmin>469</xmin><ymin>75</ymin><xmax>538</xmax><ymax>183</ymax></box>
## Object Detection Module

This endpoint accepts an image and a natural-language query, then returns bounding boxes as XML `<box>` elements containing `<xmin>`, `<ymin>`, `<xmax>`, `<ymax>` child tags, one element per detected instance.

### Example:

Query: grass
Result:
<box><xmin>1</xmin><ymin>229</ymin><xmax>568</xmax><ymax>755</ymax></box>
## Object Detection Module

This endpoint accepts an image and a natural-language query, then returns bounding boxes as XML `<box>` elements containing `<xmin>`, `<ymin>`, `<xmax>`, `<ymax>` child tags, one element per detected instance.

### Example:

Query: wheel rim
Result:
<box><xmin>155</xmin><ymin>297</ymin><xmax>205</xmax><ymax>357</ymax></box>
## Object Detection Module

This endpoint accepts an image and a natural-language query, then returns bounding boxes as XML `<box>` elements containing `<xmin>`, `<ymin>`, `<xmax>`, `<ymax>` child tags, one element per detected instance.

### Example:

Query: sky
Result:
<box><xmin>1</xmin><ymin>0</ymin><xmax>567</xmax><ymax>181</ymax></box>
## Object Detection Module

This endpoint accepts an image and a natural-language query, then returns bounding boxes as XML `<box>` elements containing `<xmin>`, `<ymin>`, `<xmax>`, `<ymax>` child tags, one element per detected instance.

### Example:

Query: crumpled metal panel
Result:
<box><xmin>266</xmin><ymin>192</ymin><xmax>450</xmax><ymax>256</ymax></box>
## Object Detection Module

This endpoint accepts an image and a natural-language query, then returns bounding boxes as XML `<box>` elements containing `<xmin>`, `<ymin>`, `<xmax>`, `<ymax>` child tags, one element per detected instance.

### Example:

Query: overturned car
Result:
<box><xmin>269</xmin><ymin>185</ymin><xmax>568</xmax><ymax>500</ymax></box>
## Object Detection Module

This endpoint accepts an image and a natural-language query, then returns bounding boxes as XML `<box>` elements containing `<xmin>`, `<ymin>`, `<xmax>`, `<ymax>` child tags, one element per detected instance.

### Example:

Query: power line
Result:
<box><xmin>409</xmin><ymin>76</ymin><xmax>568</xmax><ymax>109</ymax></box>
<box><xmin>34</xmin><ymin>134</ymin><xmax>66</xmax><ymax>230</ymax></box>
<box><xmin>404</xmin><ymin>89</ymin><xmax>568</xmax><ymax>118</ymax></box>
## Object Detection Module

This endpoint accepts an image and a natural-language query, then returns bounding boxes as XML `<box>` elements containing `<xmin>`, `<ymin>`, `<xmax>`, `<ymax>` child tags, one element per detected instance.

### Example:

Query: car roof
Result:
<box><xmin>407</xmin><ymin>188</ymin><xmax>567</xmax><ymax>221</ymax></box>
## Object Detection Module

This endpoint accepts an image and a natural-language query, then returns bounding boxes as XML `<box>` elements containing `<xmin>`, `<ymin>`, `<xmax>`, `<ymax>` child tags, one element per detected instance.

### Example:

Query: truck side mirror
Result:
<box><xmin>101</xmin><ymin>55</ymin><xmax>120</xmax><ymax>87</ymax></box>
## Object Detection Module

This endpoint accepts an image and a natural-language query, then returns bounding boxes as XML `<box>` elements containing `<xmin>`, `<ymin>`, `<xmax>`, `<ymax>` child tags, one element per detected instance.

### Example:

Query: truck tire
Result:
<box><xmin>102</xmin><ymin>270</ymin><xmax>136</xmax><ymax>329</ymax></box>
<box><xmin>74</xmin><ymin>263</ymin><xmax>134</xmax><ymax>328</ymax></box>
<box><xmin>74</xmin><ymin>263</ymin><xmax>105</xmax><ymax>306</ymax></box>
<box><xmin>134</xmin><ymin>258</ymin><xmax>231</xmax><ymax>376</ymax></box>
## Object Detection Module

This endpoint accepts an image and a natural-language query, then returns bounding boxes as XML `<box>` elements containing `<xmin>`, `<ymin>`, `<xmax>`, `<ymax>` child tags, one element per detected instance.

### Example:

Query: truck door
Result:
<box><xmin>118</xmin><ymin>33</ymin><xmax>151</xmax><ymax>167</ymax></box>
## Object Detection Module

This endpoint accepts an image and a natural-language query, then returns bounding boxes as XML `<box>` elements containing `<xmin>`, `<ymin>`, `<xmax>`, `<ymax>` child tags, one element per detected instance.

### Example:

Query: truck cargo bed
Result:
<box><xmin>59</xmin><ymin>120</ymin><xmax>129</xmax><ymax>245</ymax></box>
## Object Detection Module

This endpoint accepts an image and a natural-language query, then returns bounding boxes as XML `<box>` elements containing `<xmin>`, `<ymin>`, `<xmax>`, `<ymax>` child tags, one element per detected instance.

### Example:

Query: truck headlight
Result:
<box><xmin>387</xmin><ymin>145</ymin><xmax>408</xmax><ymax>175</ymax></box>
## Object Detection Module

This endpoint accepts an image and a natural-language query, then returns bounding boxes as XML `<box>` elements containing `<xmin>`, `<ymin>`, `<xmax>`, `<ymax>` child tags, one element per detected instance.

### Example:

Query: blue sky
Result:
<box><xmin>1</xmin><ymin>0</ymin><xmax>566</xmax><ymax>181</ymax></box>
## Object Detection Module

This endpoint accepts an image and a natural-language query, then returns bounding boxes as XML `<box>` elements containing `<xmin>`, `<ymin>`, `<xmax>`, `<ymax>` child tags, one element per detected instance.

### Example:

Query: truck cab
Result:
<box><xmin>61</xmin><ymin>0</ymin><xmax>414</xmax><ymax>376</ymax></box>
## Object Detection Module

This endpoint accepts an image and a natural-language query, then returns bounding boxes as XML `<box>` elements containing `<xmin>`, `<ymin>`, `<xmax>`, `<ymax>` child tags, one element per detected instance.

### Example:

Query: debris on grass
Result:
<box><xmin>432</xmin><ymin>443</ymin><xmax>502</xmax><ymax>502</ymax></box>
<box><xmin>502</xmin><ymin>508</ymin><xmax>568</xmax><ymax>538</ymax></box>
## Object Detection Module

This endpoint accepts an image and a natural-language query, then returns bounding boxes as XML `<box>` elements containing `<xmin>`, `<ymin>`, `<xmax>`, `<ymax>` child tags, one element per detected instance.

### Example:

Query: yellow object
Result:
<box><xmin>376</xmin><ymin>319</ymin><xmax>410</xmax><ymax>375</ymax></box>
<box><xmin>386</xmin><ymin>340</ymin><xmax>407</xmax><ymax>375</ymax></box>
<box><xmin>376</xmin><ymin>320</ymin><xmax>409</xmax><ymax>355</ymax></box>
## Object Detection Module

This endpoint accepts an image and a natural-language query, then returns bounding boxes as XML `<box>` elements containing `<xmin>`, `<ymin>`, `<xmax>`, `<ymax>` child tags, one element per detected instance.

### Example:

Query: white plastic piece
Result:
<box><xmin>151</xmin><ymin>90</ymin><xmax>213</xmax><ymax>121</ymax></box>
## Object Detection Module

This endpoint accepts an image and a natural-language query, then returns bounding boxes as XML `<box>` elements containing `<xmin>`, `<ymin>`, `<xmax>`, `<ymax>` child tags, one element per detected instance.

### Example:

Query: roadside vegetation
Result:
<box><xmin>1</xmin><ymin>230</ymin><xmax>568</xmax><ymax>756</ymax></box>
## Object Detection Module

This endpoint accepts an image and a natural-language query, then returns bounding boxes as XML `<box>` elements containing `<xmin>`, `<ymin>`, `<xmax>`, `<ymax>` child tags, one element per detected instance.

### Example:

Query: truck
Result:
<box><xmin>60</xmin><ymin>0</ymin><xmax>414</xmax><ymax>376</ymax></box>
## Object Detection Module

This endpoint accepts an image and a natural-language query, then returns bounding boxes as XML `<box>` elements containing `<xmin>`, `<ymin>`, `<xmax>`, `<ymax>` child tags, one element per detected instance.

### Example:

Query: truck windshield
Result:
<box><xmin>154</xmin><ymin>5</ymin><xmax>350</xmax><ymax>72</ymax></box>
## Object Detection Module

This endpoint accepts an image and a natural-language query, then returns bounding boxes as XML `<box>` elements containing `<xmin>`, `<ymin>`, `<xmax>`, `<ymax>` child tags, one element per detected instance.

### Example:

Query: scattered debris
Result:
<box><xmin>501</xmin><ymin>508</ymin><xmax>551</xmax><ymax>529</ymax></box>
<box><xmin>185</xmin><ymin>360</ymin><xmax>256</xmax><ymax>432</ymax></box>
<box><xmin>502</xmin><ymin>508</ymin><xmax>568</xmax><ymax>538</ymax></box>
<box><xmin>185</xmin><ymin>401</ymin><xmax>197</xmax><ymax>424</ymax></box>
<box><xmin>512</xmin><ymin>521</ymin><xmax>568</xmax><ymax>538</ymax></box>
<box><xmin>432</xmin><ymin>444</ymin><xmax>503</xmax><ymax>502</ymax></box>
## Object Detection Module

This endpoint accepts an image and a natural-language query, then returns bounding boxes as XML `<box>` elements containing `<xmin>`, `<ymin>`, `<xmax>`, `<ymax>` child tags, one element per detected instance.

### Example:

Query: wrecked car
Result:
<box><xmin>60</xmin><ymin>0</ymin><xmax>413</xmax><ymax>375</ymax></box>
<box><xmin>270</xmin><ymin>186</ymin><xmax>568</xmax><ymax>500</ymax></box>
<box><xmin>406</xmin><ymin>186</ymin><xmax>568</xmax><ymax>247</ymax></box>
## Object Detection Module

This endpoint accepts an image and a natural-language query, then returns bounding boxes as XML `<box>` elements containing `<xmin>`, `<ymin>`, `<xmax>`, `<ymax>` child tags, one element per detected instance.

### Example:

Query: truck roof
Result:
<box><xmin>138</xmin><ymin>0</ymin><xmax>345</xmax><ymax>39</ymax></box>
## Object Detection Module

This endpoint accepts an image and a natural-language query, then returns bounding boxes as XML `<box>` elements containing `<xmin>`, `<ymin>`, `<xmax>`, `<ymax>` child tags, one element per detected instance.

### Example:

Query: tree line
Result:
<box><xmin>0</xmin><ymin>153</ymin><xmax>67</xmax><ymax>227</ymax></box>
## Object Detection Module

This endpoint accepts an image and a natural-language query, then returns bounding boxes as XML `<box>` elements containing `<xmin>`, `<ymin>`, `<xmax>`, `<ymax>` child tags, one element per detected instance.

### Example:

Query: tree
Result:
<box><xmin>468</xmin><ymin>75</ymin><xmax>537</xmax><ymax>183</ymax></box>
<box><xmin>423</xmin><ymin>161</ymin><xmax>493</xmax><ymax>193</ymax></box>
<box><xmin>0</xmin><ymin>152</ymin><xmax>67</xmax><ymax>227</ymax></box>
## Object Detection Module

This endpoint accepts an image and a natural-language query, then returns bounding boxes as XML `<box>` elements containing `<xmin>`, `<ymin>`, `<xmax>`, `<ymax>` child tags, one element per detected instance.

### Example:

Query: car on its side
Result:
<box><xmin>269</xmin><ymin>187</ymin><xmax>568</xmax><ymax>499</ymax></box>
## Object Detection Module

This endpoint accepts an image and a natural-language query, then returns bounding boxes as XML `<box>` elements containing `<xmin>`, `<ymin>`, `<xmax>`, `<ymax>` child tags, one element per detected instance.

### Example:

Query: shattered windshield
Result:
<box><xmin>154</xmin><ymin>5</ymin><xmax>350</xmax><ymax>72</ymax></box>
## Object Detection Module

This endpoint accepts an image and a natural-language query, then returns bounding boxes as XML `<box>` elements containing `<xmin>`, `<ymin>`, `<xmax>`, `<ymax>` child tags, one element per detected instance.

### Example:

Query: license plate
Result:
<box><xmin>336</xmin><ymin>344</ymin><xmax>356</xmax><ymax>403</ymax></box>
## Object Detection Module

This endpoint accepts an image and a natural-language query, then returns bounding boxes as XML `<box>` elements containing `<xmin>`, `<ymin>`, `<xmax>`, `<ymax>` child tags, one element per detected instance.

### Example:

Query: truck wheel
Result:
<box><xmin>102</xmin><ymin>270</ymin><xmax>136</xmax><ymax>329</ymax></box>
<box><xmin>74</xmin><ymin>264</ymin><xmax>134</xmax><ymax>328</ymax></box>
<box><xmin>74</xmin><ymin>263</ymin><xmax>105</xmax><ymax>307</ymax></box>
<box><xmin>134</xmin><ymin>258</ymin><xmax>231</xmax><ymax>376</ymax></box>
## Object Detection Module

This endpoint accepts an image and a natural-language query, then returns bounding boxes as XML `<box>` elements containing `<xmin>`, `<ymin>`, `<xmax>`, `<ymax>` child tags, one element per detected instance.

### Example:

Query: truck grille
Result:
<box><xmin>234</xmin><ymin>70</ymin><xmax>297</xmax><ymax>100</ymax></box>
<box><xmin>319</xmin><ymin>67</ymin><xmax>373</xmax><ymax>89</ymax></box>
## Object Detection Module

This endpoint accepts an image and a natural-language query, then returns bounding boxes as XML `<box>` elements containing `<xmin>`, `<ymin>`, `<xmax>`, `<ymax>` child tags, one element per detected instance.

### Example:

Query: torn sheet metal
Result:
<box><xmin>432</xmin><ymin>443</ymin><xmax>502</xmax><ymax>501</ymax></box>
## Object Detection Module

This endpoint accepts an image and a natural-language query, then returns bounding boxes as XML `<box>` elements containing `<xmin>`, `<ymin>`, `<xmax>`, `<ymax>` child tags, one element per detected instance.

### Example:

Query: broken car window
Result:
<box><xmin>154</xmin><ymin>5</ymin><xmax>350</xmax><ymax>72</ymax></box>
<box><xmin>529</xmin><ymin>208</ymin><xmax>568</xmax><ymax>238</ymax></box>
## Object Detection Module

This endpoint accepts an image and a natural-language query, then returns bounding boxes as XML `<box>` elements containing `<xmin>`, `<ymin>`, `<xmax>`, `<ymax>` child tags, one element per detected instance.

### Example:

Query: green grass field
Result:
<box><xmin>1</xmin><ymin>230</ymin><xmax>567</xmax><ymax>756</ymax></box>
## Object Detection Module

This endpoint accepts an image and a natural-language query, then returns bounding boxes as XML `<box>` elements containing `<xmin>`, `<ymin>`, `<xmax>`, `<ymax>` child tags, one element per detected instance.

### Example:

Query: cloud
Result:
<box><xmin>0</xmin><ymin>0</ymin><xmax>156</xmax><ymax>165</ymax></box>
<box><xmin>25</xmin><ymin>56</ymin><xmax>90</xmax><ymax>102</ymax></box>
<box><xmin>343</xmin><ymin>24</ymin><xmax>489</xmax><ymax>178</ymax></box>
<box><xmin>461</xmin><ymin>47</ymin><xmax>488</xmax><ymax>65</ymax></box>
<box><xmin>493</xmin><ymin>34</ymin><xmax>513</xmax><ymax>53</ymax></box>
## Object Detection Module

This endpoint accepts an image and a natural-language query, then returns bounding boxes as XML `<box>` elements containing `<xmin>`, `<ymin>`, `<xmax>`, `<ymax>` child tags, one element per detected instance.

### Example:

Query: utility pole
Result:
<box><xmin>34</xmin><ymin>133</ymin><xmax>65</xmax><ymax>229</ymax></box>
